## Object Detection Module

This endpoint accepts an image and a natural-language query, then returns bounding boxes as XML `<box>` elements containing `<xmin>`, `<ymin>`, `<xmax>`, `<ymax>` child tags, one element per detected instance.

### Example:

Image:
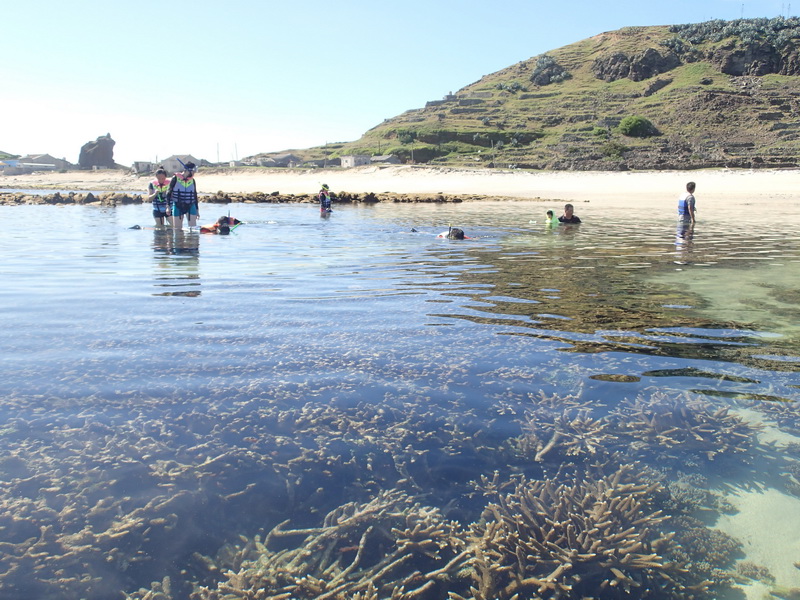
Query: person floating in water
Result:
<box><xmin>437</xmin><ymin>227</ymin><xmax>468</xmax><ymax>239</ymax></box>
<box><xmin>169</xmin><ymin>162</ymin><xmax>199</xmax><ymax>229</ymax></box>
<box><xmin>318</xmin><ymin>183</ymin><xmax>333</xmax><ymax>213</ymax></box>
<box><xmin>545</xmin><ymin>210</ymin><xmax>560</xmax><ymax>227</ymax></box>
<box><xmin>148</xmin><ymin>167</ymin><xmax>171</xmax><ymax>227</ymax></box>
<box><xmin>200</xmin><ymin>215</ymin><xmax>242</xmax><ymax>234</ymax></box>
<box><xmin>558</xmin><ymin>203</ymin><xmax>582</xmax><ymax>224</ymax></box>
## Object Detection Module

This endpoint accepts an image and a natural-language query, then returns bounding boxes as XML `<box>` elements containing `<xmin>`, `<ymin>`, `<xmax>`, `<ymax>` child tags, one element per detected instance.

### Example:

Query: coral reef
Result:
<box><xmin>0</xmin><ymin>387</ymin><xmax>773</xmax><ymax>599</ymax></box>
<box><xmin>610</xmin><ymin>391</ymin><xmax>760</xmax><ymax>461</ymax></box>
<box><xmin>465</xmin><ymin>465</ymin><xmax>707</xmax><ymax>599</ymax></box>
<box><xmin>191</xmin><ymin>490</ymin><xmax>469</xmax><ymax>600</ymax></box>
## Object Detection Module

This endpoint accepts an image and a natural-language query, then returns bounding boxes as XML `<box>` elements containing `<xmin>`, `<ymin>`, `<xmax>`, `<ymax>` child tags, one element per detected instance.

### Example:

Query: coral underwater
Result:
<box><xmin>0</xmin><ymin>388</ymin><xmax>774</xmax><ymax>600</ymax></box>
<box><xmin>192</xmin><ymin>489</ymin><xmax>470</xmax><ymax>600</ymax></box>
<box><xmin>465</xmin><ymin>465</ymin><xmax>707</xmax><ymax>600</ymax></box>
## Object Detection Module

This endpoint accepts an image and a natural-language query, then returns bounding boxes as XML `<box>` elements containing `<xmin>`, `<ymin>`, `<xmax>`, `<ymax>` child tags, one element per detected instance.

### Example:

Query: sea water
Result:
<box><xmin>0</xmin><ymin>200</ymin><xmax>798</xmax><ymax>599</ymax></box>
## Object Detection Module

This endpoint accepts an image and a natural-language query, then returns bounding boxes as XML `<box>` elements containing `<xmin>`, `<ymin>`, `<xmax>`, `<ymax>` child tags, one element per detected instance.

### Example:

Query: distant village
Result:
<box><xmin>0</xmin><ymin>134</ymin><xmax>400</xmax><ymax>176</ymax></box>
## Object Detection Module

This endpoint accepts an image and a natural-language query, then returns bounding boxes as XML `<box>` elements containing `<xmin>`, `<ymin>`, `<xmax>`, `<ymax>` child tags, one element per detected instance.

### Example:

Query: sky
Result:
<box><xmin>1</xmin><ymin>0</ymin><xmax>793</xmax><ymax>166</ymax></box>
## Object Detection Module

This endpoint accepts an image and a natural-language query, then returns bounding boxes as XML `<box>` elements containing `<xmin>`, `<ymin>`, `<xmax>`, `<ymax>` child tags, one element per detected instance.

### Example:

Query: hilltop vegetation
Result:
<box><xmin>256</xmin><ymin>17</ymin><xmax>800</xmax><ymax>171</ymax></box>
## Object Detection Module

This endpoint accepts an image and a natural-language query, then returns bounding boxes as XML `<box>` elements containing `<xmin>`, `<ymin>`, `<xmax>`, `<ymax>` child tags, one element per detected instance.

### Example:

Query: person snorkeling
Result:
<box><xmin>200</xmin><ymin>215</ymin><xmax>242</xmax><ymax>234</ymax></box>
<box><xmin>318</xmin><ymin>183</ymin><xmax>333</xmax><ymax>213</ymax></box>
<box><xmin>437</xmin><ymin>226</ymin><xmax>468</xmax><ymax>239</ymax></box>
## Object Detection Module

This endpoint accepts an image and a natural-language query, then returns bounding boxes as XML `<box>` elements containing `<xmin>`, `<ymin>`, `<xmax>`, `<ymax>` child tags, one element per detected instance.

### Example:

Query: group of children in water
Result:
<box><xmin>146</xmin><ymin>168</ymin><xmax>337</xmax><ymax>234</ymax></box>
<box><xmin>147</xmin><ymin>165</ymin><xmax>585</xmax><ymax>237</ymax></box>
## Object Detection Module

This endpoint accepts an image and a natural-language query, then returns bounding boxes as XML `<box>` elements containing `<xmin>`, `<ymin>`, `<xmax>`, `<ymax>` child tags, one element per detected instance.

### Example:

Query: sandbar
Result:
<box><xmin>2</xmin><ymin>165</ymin><xmax>798</xmax><ymax>211</ymax></box>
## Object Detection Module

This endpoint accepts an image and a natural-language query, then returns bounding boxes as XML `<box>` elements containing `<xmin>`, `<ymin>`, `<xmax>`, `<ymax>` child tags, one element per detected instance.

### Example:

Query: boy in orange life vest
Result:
<box><xmin>147</xmin><ymin>168</ymin><xmax>171</xmax><ymax>227</ymax></box>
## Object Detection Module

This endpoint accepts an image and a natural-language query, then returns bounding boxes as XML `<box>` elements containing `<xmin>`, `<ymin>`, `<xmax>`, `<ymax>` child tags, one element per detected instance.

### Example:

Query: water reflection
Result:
<box><xmin>151</xmin><ymin>229</ymin><xmax>201</xmax><ymax>297</ymax></box>
<box><xmin>674</xmin><ymin>220</ymin><xmax>695</xmax><ymax>264</ymax></box>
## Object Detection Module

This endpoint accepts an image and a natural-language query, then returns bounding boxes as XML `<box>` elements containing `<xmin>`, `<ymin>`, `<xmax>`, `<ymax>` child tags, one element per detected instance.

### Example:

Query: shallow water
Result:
<box><xmin>1</xmin><ymin>201</ymin><xmax>799</xmax><ymax>599</ymax></box>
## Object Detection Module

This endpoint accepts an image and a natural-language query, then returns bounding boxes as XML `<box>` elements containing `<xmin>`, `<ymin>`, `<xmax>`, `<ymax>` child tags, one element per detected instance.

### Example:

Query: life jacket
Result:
<box><xmin>678</xmin><ymin>192</ymin><xmax>695</xmax><ymax>217</ymax></box>
<box><xmin>319</xmin><ymin>190</ymin><xmax>331</xmax><ymax>207</ymax></box>
<box><xmin>150</xmin><ymin>178</ymin><xmax>170</xmax><ymax>210</ymax></box>
<box><xmin>170</xmin><ymin>175</ymin><xmax>197</xmax><ymax>207</ymax></box>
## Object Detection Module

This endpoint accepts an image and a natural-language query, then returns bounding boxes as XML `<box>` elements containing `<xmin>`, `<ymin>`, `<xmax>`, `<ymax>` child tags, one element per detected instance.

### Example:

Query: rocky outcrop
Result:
<box><xmin>709</xmin><ymin>41</ymin><xmax>782</xmax><ymax>75</ymax></box>
<box><xmin>78</xmin><ymin>133</ymin><xmax>116</xmax><ymax>169</ymax></box>
<box><xmin>592</xmin><ymin>48</ymin><xmax>680</xmax><ymax>82</ymax></box>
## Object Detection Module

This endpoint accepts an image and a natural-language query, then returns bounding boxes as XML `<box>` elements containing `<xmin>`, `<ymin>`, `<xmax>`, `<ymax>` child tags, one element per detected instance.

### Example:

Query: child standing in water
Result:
<box><xmin>169</xmin><ymin>162</ymin><xmax>199</xmax><ymax>229</ymax></box>
<box><xmin>318</xmin><ymin>184</ymin><xmax>333</xmax><ymax>213</ymax></box>
<box><xmin>147</xmin><ymin>168</ymin><xmax>171</xmax><ymax>227</ymax></box>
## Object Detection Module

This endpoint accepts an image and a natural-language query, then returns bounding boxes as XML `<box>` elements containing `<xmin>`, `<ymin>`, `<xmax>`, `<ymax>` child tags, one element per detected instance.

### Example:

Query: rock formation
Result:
<box><xmin>78</xmin><ymin>133</ymin><xmax>115</xmax><ymax>169</ymax></box>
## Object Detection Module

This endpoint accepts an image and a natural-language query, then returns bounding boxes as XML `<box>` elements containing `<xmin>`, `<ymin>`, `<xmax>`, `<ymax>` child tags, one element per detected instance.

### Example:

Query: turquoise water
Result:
<box><xmin>1</xmin><ymin>201</ymin><xmax>799</xmax><ymax>599</ymax></box>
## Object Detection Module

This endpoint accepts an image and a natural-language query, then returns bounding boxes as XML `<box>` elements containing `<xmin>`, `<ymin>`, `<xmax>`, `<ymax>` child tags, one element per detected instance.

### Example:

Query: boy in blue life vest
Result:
<box><xmin>169</xmin><ymin>162</ymin><xmax>199</xmax><ymax>228</ymax></box>
<box><xmin>148</xmin><ymin>167</ymin><xmax>171</xmax><ymax>227</ymax></box>
<box><xmin>318</xmin><ymin>183</ymin><xmax>333</xmax><ymax>213</ymax></box>
<box><xmin>678</xmin><ymin>181</ymin><xmax>697</xmax><ymax>223</ymax></box>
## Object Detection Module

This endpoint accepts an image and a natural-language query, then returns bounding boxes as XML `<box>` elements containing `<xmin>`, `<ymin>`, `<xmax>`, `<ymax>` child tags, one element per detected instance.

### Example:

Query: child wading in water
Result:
<box><xmin>318</xmin><ymin>184</ymin><xmax>333</xmax><ymax>213</ymax></box>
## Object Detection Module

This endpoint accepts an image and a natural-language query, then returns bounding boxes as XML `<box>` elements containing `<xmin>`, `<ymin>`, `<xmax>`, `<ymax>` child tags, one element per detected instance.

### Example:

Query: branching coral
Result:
<box><xmin>610</xmin><ymin>391</ymin><xmax>759</xmax><ymax>461</ymax></box>
<box><xmin>192</xmin><ymin>489</ymin><xmax>470</xmax><ymax>600</ymax></box>
<box><xmin>465</xmin><ymin>465</ymin><xmax>708</xmax><ymax>599</ymax></box>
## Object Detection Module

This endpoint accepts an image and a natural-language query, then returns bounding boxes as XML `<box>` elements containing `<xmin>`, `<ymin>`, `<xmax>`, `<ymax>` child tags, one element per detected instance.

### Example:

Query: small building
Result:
<box><xmin>18</xmin><ymin>154</ymin><xmax>72</xmax><ymax>170</ymax></box>
<box><xmin>271</xmin><ymin>153</ymin><xmax>303</xmax><ymax>168</ymax></box>
<box><xmin>340</xmin><ymin>155</ymin><xmax>371</xmax><ymax>168</ymax></box>
<box><xmin>370</xmin><ymin>155</ymin><xmax>400</xmax><ymax>165</ymax></box>
<box><xmin>132</xmin><ymin>161</ymin><xmax>155</xmax><ymax>174</ymax></box>
<box><xmin>160</xmin><ymin>154</ymin><xmax>202</xmax><ymax>174</ymax></box>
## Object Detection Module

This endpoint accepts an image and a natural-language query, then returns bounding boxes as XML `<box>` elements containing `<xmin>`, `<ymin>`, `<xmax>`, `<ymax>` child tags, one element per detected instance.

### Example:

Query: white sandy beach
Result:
<box><xmin>2</xmin><ymin>165</ymin><xmax>799</xmax><ymax>210</ymax></box>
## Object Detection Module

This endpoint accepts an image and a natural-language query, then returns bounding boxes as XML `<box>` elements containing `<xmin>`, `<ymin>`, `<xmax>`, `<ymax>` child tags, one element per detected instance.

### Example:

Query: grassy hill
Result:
<box><xmin>254</xmin><ymin>18</ymin><xmax>800</xmax><ymax>171</ymax></box>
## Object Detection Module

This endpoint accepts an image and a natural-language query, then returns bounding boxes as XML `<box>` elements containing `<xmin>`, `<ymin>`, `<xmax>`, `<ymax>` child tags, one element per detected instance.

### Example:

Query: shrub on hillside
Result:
<box><xmin>601</xmin><ymin>140</ymin><xmax>629</xmax><ymax>158</ymax></box>
<box><xmin>530</xmin><ymin>54</ymin><xmax>572</xmax><ymax>86</ymax></box>
<box><xmin>617</xmin><ymin>116</ymin><xmax>659</xmax><ymax>137</ymax></box>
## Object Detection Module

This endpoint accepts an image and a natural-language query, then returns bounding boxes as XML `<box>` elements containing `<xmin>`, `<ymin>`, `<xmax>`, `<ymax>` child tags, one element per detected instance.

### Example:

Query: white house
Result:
<box><xmin>340</xmin><ymin>155</ymin><xmax>371</xmax><ymax>168</ymax></box>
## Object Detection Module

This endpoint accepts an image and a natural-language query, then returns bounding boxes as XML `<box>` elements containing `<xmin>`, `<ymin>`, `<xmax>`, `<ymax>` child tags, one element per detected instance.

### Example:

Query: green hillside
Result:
<box><xmin>255</xmin><ymin>18</ymin><xmax>800</xmax><ymax>170</ymax></box>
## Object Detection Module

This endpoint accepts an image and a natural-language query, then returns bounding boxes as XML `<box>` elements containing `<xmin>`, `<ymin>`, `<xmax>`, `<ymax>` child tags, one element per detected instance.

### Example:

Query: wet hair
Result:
<box><xmin>546</xmin><ymin>210</ymin><xmax>554</xmax><ymax>218</ymax></box>
<box><xmin>686</xmin><ymin>181</ymin><xmax>696</xmax><ymax>192</ymax></box>
<box><xmin>564</xmin><ymin>203</ymin><xmax>574</xmax><ymax>211</ymax></box>
<box><xmin>447</xmin><ymin>227</ymin><xmax>465</xmax><ymax>240</ymax></box>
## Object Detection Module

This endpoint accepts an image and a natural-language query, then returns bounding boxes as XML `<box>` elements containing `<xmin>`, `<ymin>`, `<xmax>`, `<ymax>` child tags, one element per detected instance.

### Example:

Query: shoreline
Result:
<box><xmin>1</xmin><ymin>165</ymin><xmax>798</xmax><ymax>210</ymax></box>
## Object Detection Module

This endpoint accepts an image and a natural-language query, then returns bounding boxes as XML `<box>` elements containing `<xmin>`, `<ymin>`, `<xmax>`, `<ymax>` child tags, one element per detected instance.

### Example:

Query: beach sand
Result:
<box><xmin>2</xmin><ymin>165</ymin><xmax>799</xmax><ymax>210</ymax></box>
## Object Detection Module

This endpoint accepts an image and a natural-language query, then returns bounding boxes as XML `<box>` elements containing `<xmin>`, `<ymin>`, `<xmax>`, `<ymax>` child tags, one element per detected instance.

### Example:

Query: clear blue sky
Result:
<box><xmin>1</xmin><ymin>0</ymin><xmax>791</xmax><ymax>166</ymax></box>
